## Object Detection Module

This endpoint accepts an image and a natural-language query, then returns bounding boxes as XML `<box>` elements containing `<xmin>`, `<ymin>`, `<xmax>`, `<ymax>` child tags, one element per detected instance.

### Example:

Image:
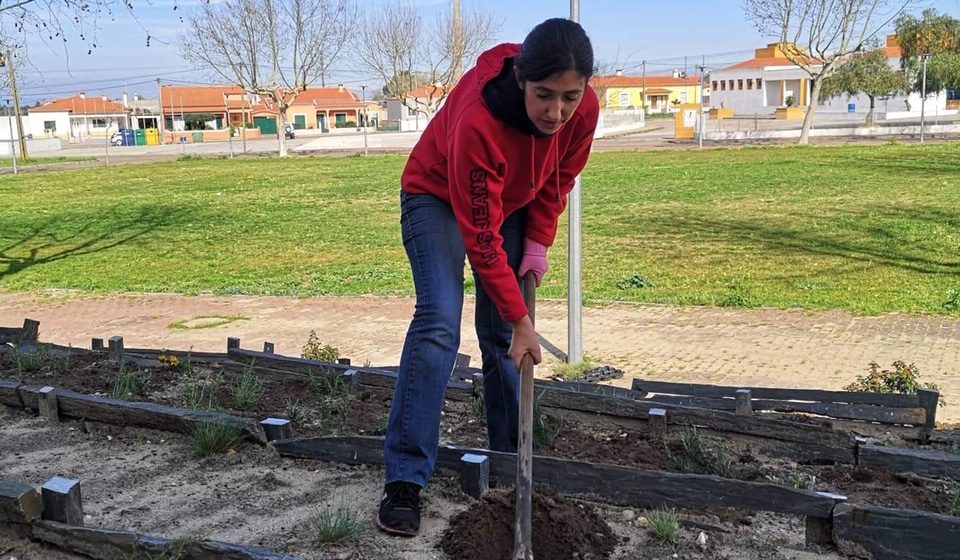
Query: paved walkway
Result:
<box><xmin>3</xmin><ymin>291</ymin><xmax>959</xmax><ymax>421</ymax></box>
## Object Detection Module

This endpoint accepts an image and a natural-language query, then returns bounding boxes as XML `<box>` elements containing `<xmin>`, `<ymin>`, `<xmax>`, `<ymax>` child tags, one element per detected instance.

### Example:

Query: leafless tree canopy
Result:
<box><xmin>742</xmin><ymin>0</ymin><xmax>916</xmax><ymax>143</ymax></box>
<box><xmin>180</xmin><ymin>0</ymin><xmax>353</xmax><ymax>155</ymax></box>
<box><xmin>352</xmin><ymin>1</ymin><xmax>500</xmax><ymax>116</ymax></box>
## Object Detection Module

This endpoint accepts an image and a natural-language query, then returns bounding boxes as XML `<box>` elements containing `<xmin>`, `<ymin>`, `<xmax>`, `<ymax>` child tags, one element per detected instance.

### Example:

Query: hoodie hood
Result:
<box><xmin>478</xmin><ymin>44</ymin><xmax>548</xmax><ymax>137</ymax></box>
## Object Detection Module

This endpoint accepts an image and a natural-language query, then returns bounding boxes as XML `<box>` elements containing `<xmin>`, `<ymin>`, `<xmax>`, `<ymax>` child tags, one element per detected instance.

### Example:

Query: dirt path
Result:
<box><xmin>2</xmin><ymin>291</ymin><xmax>959</xmax><ymax>421</ymax></box>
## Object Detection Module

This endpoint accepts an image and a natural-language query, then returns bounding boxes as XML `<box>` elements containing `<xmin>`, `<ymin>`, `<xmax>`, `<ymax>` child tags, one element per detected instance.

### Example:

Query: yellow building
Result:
<box><xmin>593</xmin><ymin>74</ymin><xmax>703</xmax><ymax>112</ymax></box>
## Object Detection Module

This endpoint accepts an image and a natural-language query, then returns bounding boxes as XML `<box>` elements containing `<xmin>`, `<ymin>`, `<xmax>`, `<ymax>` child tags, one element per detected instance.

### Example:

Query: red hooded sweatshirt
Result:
<box><xmin>401</xmin><ymin>43</ymin><xmax>599</xmax><ymax>323</ymax></box>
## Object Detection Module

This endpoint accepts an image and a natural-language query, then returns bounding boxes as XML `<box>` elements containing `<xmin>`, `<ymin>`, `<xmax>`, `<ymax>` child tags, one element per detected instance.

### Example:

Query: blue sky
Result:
<box><xmin>10</xmin><ymin>0</ymin><xmax>960</xmax><ymax>104</ymax></box>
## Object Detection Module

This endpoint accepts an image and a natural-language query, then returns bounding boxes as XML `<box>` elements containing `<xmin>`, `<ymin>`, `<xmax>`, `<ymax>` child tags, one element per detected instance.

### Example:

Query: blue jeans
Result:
<box><xmin>385</xmin><ymin>192</ymin><xmax>526</xmax><ymax>487</ymax></box>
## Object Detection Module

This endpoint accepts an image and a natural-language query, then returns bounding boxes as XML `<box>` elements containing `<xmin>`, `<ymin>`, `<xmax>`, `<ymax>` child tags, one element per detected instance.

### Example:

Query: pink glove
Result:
<box><xmin>518</xmin><ymin>238</ymin><xmax>548</xmax><ymax>287</ymax></box>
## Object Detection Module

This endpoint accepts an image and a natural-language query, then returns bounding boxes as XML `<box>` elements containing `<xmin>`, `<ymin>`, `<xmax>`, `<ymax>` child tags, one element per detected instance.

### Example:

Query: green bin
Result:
<box><xmin>191</xmin><ymin>131</ymin><xmax>204</xmax><ymax>143</ymax></box>
<box><xmin>134</xmin><ymin>129</ymin><xmax>147</xmax><ymax>146</ymax></box>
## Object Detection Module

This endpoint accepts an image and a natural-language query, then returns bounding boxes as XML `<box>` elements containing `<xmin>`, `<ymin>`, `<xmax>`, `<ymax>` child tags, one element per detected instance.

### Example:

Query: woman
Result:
<box><xmin>379</xmin><ymin>17</ymin><xmax>598</xmax><ymax>537</ymax></box>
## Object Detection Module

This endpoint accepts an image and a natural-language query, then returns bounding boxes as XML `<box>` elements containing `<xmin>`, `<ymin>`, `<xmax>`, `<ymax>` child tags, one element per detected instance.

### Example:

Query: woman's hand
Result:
<box><xmin>509</xmin><ymin>314</ymin><xmax>542</xmax><ymax>370</ymax></box>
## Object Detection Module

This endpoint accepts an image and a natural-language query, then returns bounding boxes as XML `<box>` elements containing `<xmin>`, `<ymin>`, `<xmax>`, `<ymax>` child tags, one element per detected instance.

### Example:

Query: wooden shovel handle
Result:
<box><xmin>512</xmin><ymin>272</ymin><xmax>537</xmax><ymax>560</ymax></box>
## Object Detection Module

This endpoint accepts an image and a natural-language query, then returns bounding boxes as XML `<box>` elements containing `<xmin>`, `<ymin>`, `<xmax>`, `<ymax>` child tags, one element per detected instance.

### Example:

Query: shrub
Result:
<box><xmin>233</xmin><ymin>362</ymin><xmax>264</xmax><ymax>410</ymax></box>
<box><xmin>666</xmin><ymin>426</ymin><xmax>731</xmax><ymax>477</ymax></box>
<box><xmin>646</xmin><ymin>508</ymin><xmax>681</xmax><ymax>545</ymax></box>
<box><xmin>301</xmin><ymin>330</ymin><xmax>339</xmax><ymax>362</ymax></box>
<box><xmin>189</xmin><ymin>421</ymin><xmax>244</xmax><ymax>457</ymax></box>
<box><xmin>845</xmin><ymin>361</ymin><xmax>943</xmax><ymax>405</ymax></box>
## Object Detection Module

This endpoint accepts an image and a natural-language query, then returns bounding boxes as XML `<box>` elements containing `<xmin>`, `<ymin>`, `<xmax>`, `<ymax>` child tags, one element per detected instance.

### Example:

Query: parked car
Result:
<box><xmin>284</xmin><ymin>123</ymin><xmax>295</xmax><ymax>139</ymax></box>
<box><xmin>110</xmin><ymin>130</ymin><xmax>124</xmax><ymax>146</ymax></box>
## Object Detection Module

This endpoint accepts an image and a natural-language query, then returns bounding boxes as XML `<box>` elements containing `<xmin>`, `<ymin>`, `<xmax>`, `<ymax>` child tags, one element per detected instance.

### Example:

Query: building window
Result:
<box><xmin>92</xmin><ymin>118</ymin><xmax>107</xmax><ymax>128</ymax></box>
<box><xmin>406</xmin><ymin>106</ymin><xmax>417</xmax><ymax>117</ymax></box>
<box><xmin>737</xmin><ymin>79</ymin><xmax>744</xmax><ymax>90</ymax></box>
<box><xmin>43</xmin><ymin>120</ymin><xmax>56</xmax><ymax>133</ymax></box>
<box><xmin>757</xmin><ymin>78</ymin><xmax>763</xmax><ymax>89</ymax></box>
<box><xmin>679</xmin><ymin>91</ymin><xmax>687</xmax><ymax>102</ymax></box>
<box><xmin>720</xmin><ymin>81</ymin><xmax>726</xmax><ymax>91</ymax></box>
<box><xmin>746</xmin><ymin>79</ymin><xmax>753</xmax><ymax>90</ymax></box>
<box><xmin>712</xmin><ymin>80</ymin><xmax>718</xmax><ymax>91</ymax></box>
<box><xmin>728</xmin><ymin>80</ymin><xmax>734</xmax><ymax>91</ymax></box>
<box><xmin>619</xmin><ymin>91</ymin><xmax>630</xmax><ymax>107</ymax></box>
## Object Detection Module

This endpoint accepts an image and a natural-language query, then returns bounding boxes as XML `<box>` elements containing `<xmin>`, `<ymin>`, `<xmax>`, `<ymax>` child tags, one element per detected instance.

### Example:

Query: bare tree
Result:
<box><xmin>181</xmin><ymin>0</ymin><xmax>354</xmax><ymax>156</ymax></box>
<box><xmin>744</xmin><ymin>0</ymin><xmax>916</xmax><ymax>144</ymax></box>
<box><xmin>353</xmin><ymin>1</ymin><xmax>500</xmax><ymax>119</ymax></box>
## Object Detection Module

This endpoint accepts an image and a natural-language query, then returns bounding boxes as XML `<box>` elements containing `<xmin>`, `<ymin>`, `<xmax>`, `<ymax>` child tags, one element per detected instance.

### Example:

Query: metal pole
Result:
<box><xmin>157</xmin><ymin>79</ymin><xmax>165</xmax><ymax>144</ymax></box>
<box><xmin>920</xmin><ymin>54</ymin><xmax>929</xmax><ymax>144</ymax></box>
<box><xmin>361</xmin><ymin>85</ymin><xmax>369</xmax><ymax>156</ymax></box>
<box><xmin>699</xmin><ymin>67</ymin><xmax>706</xmax><ymax>149</ymax></box>
<box><xmin>6</xmin><ymin>101</ymin><xmax>17</xmax><ymax>174</ymax></box>
<box><xmin>567</xmin><ymin>0</ymin><xmax>582</xmax><ymax>364</ymax></box>
<box><xmin>5</xmin><ymin>48</ymin><xmax>27</xmax><ymax>161</ymax></box>
<box><xmin>224</xmin><ymin>93</ymin><xmax>234</xmax><ymax>159</ymax></box>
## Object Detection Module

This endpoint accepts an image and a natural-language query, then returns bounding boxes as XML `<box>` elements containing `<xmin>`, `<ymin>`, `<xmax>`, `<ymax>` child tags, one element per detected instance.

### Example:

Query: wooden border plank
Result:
<box><xmin>631</xmin><ymin>378</ymin><xmax>920</xmax><ymax>407</ymax></box>
<box><xmin>125</xmin><ymin>348</ymin><xmax>230</xmax><ymax>363</ymax></box>
<box><xmin>833</xmin><ymin>503</ymin><xmax>960</xmax><ymax>560</ymax></box>
<box><xmin>0</xmin><ymin>480</ymin><xmax>43</xmax><ymax>523</ymax></box>
<box><xmin>0</xmin><ymin>379</ymin><xmax>23</xmax><ymax>407</ymax></box>
<box><xmin>54</xmin><ymin>388</ymin><xmax>265</xmax><ymax>443</ymax></box>
<box><xmin>859</xmin><ymin>445</ymin><xmax>960</xmax><ymax>480</ymax></box>
<box><xmin>29</xmin><ymin>520</ymin><xmax>303</xmax><ymax>560</ymax></box>
<box><xmin>271</xmin><ymin>436</ymin><xmax>837</xmax><ymax>518</ymax></box>
<box><xmin>536</xmin><ymin>386</ymin><xmax>856</xmax><ymax>452</ymax></box>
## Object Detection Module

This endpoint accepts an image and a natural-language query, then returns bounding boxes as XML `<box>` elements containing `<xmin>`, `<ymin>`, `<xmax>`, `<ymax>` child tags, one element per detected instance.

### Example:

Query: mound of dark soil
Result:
<box><xmin>439</xmin><ymin>489</ymin><xmax>617</xmax><ymax>560</ymax></box>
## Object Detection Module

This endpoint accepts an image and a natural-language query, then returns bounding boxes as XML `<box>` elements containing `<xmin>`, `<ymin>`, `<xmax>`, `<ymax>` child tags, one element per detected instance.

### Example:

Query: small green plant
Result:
<box><xmin>617</xmin><ymin>273</ymin><xmax>654</xmax><ymax>290</ymax></box>
<box><xmin>284</xmin><ymin>399</ymin><xmax>307</xmax><ymax>427</ymax></box>
<box><xmin>232</xmin><ymin>362</ymin><xmax>264</xmax><ymax>410</ymax></box>
<box><xmin>372</xmin><ymin>414</ymin><xmax>389</xmax><ymax>435</ymax></box>
<box><xmin>845</xmin><ymin>361</ymin><xmax>944</xmax><ymax>405</ymax></box>
<box><xmin>951</xmin><ymin>484</ymin><xmax>960</xmax><ymax>516</ymax></box>
<box><xmin>943</xmin><ymin>288</ymin><xmax>960</xmax><ymax>312</ymax></box>
<box><xmin>136</xmin><ymin>535</ymin><xmax>196</xmax><ymax>560</ymax></box>
<box><xmin>181</xmin><ymin>367</ymin><xmax>222</xmax><ymax>411</ymax></box>
<box><xmin>9</xmin><ymin>344</ymin><xmax>46</xmax><ymax>378</ymax></box>
<box><xmin>533</xmin><ymin>390</ymin><xmax>564</xmax><ymax>448</ymax></box>
<box><xmin>177</xmin><ymin>154</ymin><xmax>203</xmax><ymax>162</ymax></box>
<box><xmin>310</xmin><ymin>368</ymin><xmax>348</xmax><ymax>399</ymax></box>
<box><xmin>470</xmin><ymin>394</ymin><xmax>487</xmax><ymax>424</ymax></box>
<box><xmin>549</xmin><ymin>356</ymin><xmax>596</xmax><ymax>381</ymax></box>
<box><xmin>189</xmin><ymin>421</ymin><xmax>244</xmax><ymax>457</ymax></box>
<box><xmin>646</xmin><ymin>508</ymin><xmax>681</xmax><ymax>545</ymax></box>
<box><xmin>56</xmin><ymin>344</ymin><xmax>73</xmax><ymax>374</ymax></box>
<box><xmin>793</xmin><ymin>472</ymin><xmax>817</xmax><ymax>491</ymax></box>
<box><xmin>111</xmin><ymin>364</ymin><xmax>147</xmax><ymax>401</ymax></box>
<box><xmin>301</xmin><ymin>330</ymin><xmax>340</xmax><ymax>362</ymax></box>
<box><xmin>785</xmin><ymin>95</ymin><xmax>795</xmax><ymax>107</ymax></box>
<box><xmin>310</xmin><ymin>368</ymin><xmax>351</xmax><ymax>434</ymax></box>
<box><xmin>666</xmin><ymin>426</ymin><xmax>731</xmax><ymax>477</ymax></box>
<box><xmin>718</xmin><ymin>280</ymin><xmax>756</xmax><ymax>308</ymax></box>
<box><xmin>309</xmin><ymin>503</ymin><xmax>365</xmax><ymax>544</ymax></box>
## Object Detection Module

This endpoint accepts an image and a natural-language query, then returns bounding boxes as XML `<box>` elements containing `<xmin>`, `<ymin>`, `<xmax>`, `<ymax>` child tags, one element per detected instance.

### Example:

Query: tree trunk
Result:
<box><xmin>798</xmin><ymin>78</ymin><xmax>823</xmax><ymax>145</ymax></box>
<box><xmin>865</xmin><ymin>95</ymin><xmax>876</xmax><ymax>127</ymax></box>
<box><xmin>276</xmin><ymin>105</ymin><xmax>288</xmax><ymax>158</ymax></box>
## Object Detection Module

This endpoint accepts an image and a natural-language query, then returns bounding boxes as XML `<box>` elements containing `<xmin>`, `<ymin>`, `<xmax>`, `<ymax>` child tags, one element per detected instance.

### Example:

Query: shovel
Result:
<box><xmin>512</xmin><ymin>272</ymin><xmax>537</xmax><ymax>560</ymax></box>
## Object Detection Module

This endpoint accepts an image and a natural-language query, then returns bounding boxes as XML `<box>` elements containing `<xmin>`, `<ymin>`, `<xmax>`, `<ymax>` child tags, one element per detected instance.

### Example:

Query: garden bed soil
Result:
<box><xmin>1</xmin><ymin>406</ymin><xmax>848</xmax><ymax>560</ymax></box>
<box><xmin>2</xmin><ymin>347</ymin><xmax>957</xmax><ymax>520</ymax></box>
<box><xmin>440</xmin><ymin>488</ymin><xmax>617</xmax><ymax>560</ymax></box>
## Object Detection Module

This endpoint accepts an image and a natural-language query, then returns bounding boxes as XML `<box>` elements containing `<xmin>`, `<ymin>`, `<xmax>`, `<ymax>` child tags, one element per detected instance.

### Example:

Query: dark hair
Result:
<box><xmin>515</xmin><ymin>18</ymin><xmax>594</xmax><ymax>83</ymax></box>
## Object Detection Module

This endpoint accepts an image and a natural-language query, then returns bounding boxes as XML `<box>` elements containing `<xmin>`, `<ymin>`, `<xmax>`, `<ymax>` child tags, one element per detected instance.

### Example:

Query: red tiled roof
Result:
<box><xmin>407</xmin><ymin>85</ymin><xmax>447</xmax><ymax>99</ymax></box>
<box><xmin>592</xmin><ymin>75</ymin><xmax>699</xmax><ymax>88</ymax></box>
<box><xmin>159</xmin><ymin>85</ymin><xmax>252</xmax><ymax>112</ymax></box>
<box><xmin>290</xmin><ymin>87</ymin><xmax>364</xmax><ymax>110</ymax></box>
<box><xmin>29</xmin><ymin>95</ymin><xmax>127</xmax><ymax>115</ymax></box>
<box><xmin>726</xmin><ymin>56</ymin><xmax>823</xmax><ymax>70</ymax></box>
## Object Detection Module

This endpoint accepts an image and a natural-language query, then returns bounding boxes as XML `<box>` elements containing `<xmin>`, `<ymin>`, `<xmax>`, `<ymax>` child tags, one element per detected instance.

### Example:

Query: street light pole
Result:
<box><xmin>698</xmin><ymin>66</ymin><xmax>710</xmax><ymax>150</ymax></box>
<box><xmin>361</xmin><ymin>85</ymin><xmax>369</xmax><ymax>156</ymax></box>
<box><xmin>920</xmin><ymin>53</ymin><xmax>930</xmax><ymax>144</ymax></box>
<box><xmin>5</xmin><ymin>100</ymin><xmax>17</xmax><ymax>174</ymax></box>
<box><xmin>567</xmin><ymin>0</ymin><xmax>582</xmax><ymax>364</ymax></box>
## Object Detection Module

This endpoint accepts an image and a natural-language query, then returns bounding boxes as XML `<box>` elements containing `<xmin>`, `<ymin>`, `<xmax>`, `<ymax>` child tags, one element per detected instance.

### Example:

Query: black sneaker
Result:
<box><xmin>376</xmin><ymin>481</ymin><xmax>421</xmax><ymax>537</ymax></box>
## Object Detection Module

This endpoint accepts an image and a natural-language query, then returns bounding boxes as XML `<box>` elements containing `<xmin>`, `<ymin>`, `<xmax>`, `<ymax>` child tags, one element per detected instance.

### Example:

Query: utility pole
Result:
<box><xmin>223</xmin><ymin>92</ymin><xmax>234</xmax><ymax>158</ymax></box>
<box><xmin>3</xmin><ymin>48</ymin><xmax>27</xmax><ymax>161</ymax></box>
<box><xmin>641</xmin><ymin>60</ymin><xmax>647</xmax><ymax>113</ymax></box>
<box><xmin>452</xmin><ymin>0</ymin><xmax>463</xmax><ymax>81</ymax></box>
<box><xmin>157</xmin><ymin>79</ymin><xmax>166</xmax><ymax>144</ymax></box>
<box><xmin>920</xmin><ymin>53</ymin><xmax>930</xmax><ymax>144</ymax></box>
<box><xmin>567</xmin><ymin>0</ymin><xmax>582</xmax><ymax>365</ymax></box>
<box><xmin>698</xmin><ymin>66</ymin><xmax>710</xmax><ymax>150</ymax></box>
<box><xmin>5</xmin><ymin>100</ymin><xmax>17</xmax><ymax>174</ymax></box>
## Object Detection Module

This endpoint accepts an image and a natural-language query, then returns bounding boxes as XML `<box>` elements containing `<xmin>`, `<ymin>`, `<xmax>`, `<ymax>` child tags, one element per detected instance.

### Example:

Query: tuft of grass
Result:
<box><xmin>944</xmin><ymin>288</ymin><xmax>960</xmax><ymax>312</ymax></box>
<box><xmin>284</xmin><ymin>399</ymin><xmax>307</xmax><ymax>427</ymax></box>
<box><xmin>549</xmin><ymin>355</ymin><xmax>597</xmax><ymax>381</ymax></box>
<box><xmin>666</xmin><ymin>426</ymin><xmax>732</xmax><ymax>477</ymax></box>
<box><xmin>189</xmin><ymin>421</ymin><xmax>244</xmax><ymax>457</ymax></box>
<box><xmin>646</xmin><ymin>508</ymin><xmax>681</xmax><ymax>545</ymax></box>
<box><xmin>617</xmin><ymin>273</ymin><xmax>654</xmax><ymax>290</ymax></box>
<box><xmin>181</xmin><ymin>367</ymin><xmax>222</xmax><ymax>411</ymax></box>
<box><xmin>111</xmin><ymin>364</ymin><xmax>147</xmax><ymax>401</ymax></box>
<box><xmin>470</xmin><ymin>394</ymin><xmax>486</xmax><ymax>424</ymax></box>
<box><xmin>309</xmin><ymin>368</ymin><xmax>351</xmax><ymax>434</ymax></box>
<box><xmin>56</xmin><ymin>344</ymin><xmax>73</xmax><ymax>374</ymax></box>
<box><xmin>532</xmin><ymin>390</ymin><xmax>564</xmax><ymax>448</ymax></box>
<box><xmin>309</xmin><ymin>503</ymin><xmax>365</xmax><ymax>544</ymax></box>
<box><xmin>793</xmin><ymin>472</ymin><xmax>818</xmax><ymax>491</ymax></box>
<box><xmin>232</xmin><ymin>362</ymin><xmax>264</xmax><ymax>410</ymax></box>
<box><xmin>951</xmin><ymin>484</ymin><xmax>960</xmax><ymax>516</ymax></box>
<box><xmin>168</xmin><ymin>315</ymin><xmax>248</xmax><ymax>330</ymax></box>
<box><xmin>371</xmin><ymin>414</ymin><xmax>389</xmax><ymax>435</ymax></box>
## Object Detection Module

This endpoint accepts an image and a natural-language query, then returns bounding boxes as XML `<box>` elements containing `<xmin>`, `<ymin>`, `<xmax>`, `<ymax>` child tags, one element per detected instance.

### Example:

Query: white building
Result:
<box><xmin>385</xmin><ymin>85</ymin><xmax>447</xmax><ymax>132</ymax></box>
<box><xmin>27</xmin><ymin>93</ymin><xmax>131</xmax><ymax>141</ymax></box>
<box><xmin>709</xmin><ymin>36</ymin><xmax>955</xmax><ymax>121</ymax></box>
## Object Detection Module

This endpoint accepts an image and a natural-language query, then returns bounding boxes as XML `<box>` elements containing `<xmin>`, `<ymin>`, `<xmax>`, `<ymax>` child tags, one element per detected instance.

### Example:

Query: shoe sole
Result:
<box><xmin>376</xmin><ymin>515</ymin><xmax>418</xmax><ymax>537</ymax></box>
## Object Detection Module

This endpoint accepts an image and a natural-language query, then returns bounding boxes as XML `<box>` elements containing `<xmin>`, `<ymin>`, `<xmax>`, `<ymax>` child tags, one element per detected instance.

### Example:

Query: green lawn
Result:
<box><xmin>4</xmin><ymin>155</ymin><xmax>97</xmax><ymax>167</ymax></box>
<box><xmin>1</xmin><ymin>144</ymin><xmax>958</xmax><ymax>315</ymax></box>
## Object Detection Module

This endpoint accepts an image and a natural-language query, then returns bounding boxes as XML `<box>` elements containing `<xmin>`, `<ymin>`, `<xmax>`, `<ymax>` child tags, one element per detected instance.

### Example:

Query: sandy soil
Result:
<box><xmin>0</xmin><ymin>405</ymin><xmax>848</xmax><ymax>560</ymax></box>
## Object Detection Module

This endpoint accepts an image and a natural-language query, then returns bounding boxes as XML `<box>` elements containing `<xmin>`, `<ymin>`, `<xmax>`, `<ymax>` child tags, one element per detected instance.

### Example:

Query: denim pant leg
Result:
<box><xmin>474</xmin><ymin>208</ymin><xmax>526</xmax><ymax>453</ymax></box>
<box><xmin>384</xmin><ymin>192</ymin><xmax>465</xmax><ymax>488</ymax></box>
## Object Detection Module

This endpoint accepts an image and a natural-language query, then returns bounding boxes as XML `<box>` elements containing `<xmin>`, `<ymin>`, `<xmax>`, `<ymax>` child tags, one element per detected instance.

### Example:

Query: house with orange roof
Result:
<box><xmin>592</xmin><ymin>73</ymin><xmax>703</xmax><ymax>113</ymax></box>
<box><xmin>709</xmin><ymin>36</ymin><xmax>955</xmax><ymax>120</ymax></box>
<box><xmin>159</xmin><ymin>85</ymin><xmax>275</xmax><ymax>133</ymax></box>
<box><xmin>26</xmin><ymin>93</ymin><xmax>130</xmax><ymax>140</ymax></box>
<box><xmin>286</xmin><ymin>84</ymin><xmax>369</xmax><ymax>131</ymax></box>
<box><xmin>385</xmin><ymin>84</ymin><xmax>449</xmax><ymax>132</ymax></box>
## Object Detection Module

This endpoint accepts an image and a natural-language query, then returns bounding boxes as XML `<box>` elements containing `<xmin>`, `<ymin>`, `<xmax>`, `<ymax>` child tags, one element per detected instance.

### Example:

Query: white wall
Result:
<box><xmin>0</xmin><ymin>115</ymin><xmax>33</xmax><ymax>140</ymax></box>
<box><xmin>24</xmin><ymin>113</ymin><xmax>71</xmax><ymax>139</ymax></box>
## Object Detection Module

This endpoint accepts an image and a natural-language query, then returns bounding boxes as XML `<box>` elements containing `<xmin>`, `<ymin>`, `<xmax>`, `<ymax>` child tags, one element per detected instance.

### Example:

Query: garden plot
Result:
<box><xmin>3</xmin><ymin>324</ymin><xmax>960</xmax><ymax>558</ymax></box>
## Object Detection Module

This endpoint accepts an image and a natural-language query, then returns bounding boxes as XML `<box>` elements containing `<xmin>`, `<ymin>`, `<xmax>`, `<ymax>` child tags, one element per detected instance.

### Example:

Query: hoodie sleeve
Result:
<box><xmin>448</xmin><ymin>116</ymin><xmax>528</xmax><ymax>323</ymax></box>
<box><xmin>525</xmin><ymin>92</ymin><xmax>599</xmax><ymax>247</ymax></box>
